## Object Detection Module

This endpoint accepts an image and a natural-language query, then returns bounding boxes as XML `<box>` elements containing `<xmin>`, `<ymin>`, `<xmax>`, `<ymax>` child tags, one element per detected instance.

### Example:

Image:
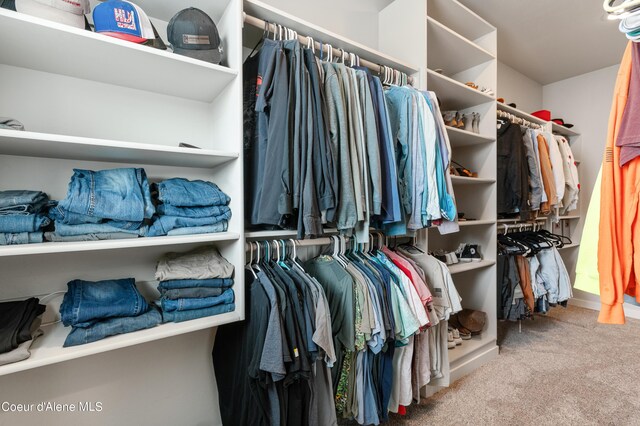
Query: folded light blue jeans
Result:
<box><xmin>161</xmin><ymin>302</ymin><xmax>235</xmax><ymax>323</ymax></box>
<box><xmin>160</xmin><ymin>288</ymin><xmax>234</xmax><ymax>312</ymax></box>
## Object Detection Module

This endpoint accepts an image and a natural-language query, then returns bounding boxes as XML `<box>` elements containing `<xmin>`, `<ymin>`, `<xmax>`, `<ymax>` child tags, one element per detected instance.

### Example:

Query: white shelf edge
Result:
<box><xmin>427</xmin><ymin>69</ymin><xmax>496</xmax><ymax>103</ymax></box>
<box><xmin>0</xmin><ymin>129</ymin><xmax>239</xmax><ymax>168</ymax></box>
<box><xmin>451</xmin><ymin>176</ymin><xmax>496</xmax><ymax>184</ymax></box>
<box><xmin>243</xmin><ymin>0</ymin><xmax>419</xmax><ymax>75</ymax></box>
<box><xmin>497</xmin><ymin>103</ymin><xmax>547</xmax><ymax>126</ymax></box>
<box><xmin>448</xmin><ymin>259</ymin><xmax>495</xmax><ymax>274</ymax></box>
<box><xmin>430</xmin><ymin>219</ymin><xmax>495</xmax><ymax>229</ymax></box>
<box><xmin>445</xmin><ymin>126</ymin><xmax>495</xmax><ymax>144</ymax></box>
<box><xmin>426</xmin><ymin>16</ymin><xmax>496</xmax><ymax>61</ymax></box>
<box><xmin>0</xmin><ymin>232</ymin><xmax>241</xmax><ymax>257</ymax></box>
<box><xmin>448</xmin><ymin>334</ymin><xmax>496</xmax><ymax>364</ymax></box>
<box><xmin>245</xmin><ymin>228</ymin><xmax>339</xmax><ymax>239</ymax></box>
<box><xmin>559</xmin><ymin>243</ymin><xmax>580</xmax><ymax>250</ymax></box>
<box><xmin>0</xmin><ymin>311</ymin><xmax>242</xmax><ymax>377</ymax></box>
<box><xmin>552</xmin><ymin>122</ymin><xmax>580</xmax><ymax>137</ymax></box>
<box><xmin>559</xmin><ymin>216</ymin><xmax>580</xmax><ymax>220</ymax></box>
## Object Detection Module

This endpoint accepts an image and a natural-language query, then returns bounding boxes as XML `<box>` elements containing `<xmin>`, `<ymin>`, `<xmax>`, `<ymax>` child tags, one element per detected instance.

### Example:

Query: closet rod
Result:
<box><xmin>243</xmin><ymin>12</ymin><xmax>413</xmax><ymax>85</ymax></box>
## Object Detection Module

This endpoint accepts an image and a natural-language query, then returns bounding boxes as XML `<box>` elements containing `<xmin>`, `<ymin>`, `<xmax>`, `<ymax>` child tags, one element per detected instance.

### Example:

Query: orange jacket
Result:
<box><xmin>598</xmin><ymin>42</ymin><xmax>634</xmax><ymax>324</ymax></box>
<box><xmin>537</xmin><ymin>134</ymin><xmax>558</xmax><ymax>214</ymax></box>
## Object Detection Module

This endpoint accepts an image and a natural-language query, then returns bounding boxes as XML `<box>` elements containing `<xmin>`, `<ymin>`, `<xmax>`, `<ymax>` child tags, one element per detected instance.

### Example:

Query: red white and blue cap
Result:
<box><xmin>93</xmin><ymin>0</ymin><xmax>154</xmax><ymax>43</ymax></box>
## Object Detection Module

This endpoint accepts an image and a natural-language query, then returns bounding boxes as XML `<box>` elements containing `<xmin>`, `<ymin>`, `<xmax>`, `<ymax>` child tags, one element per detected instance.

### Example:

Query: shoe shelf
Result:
<box><xmin>497</xmin><ymin>103</ymin><xmax>547</xmax><ymax>126</ymax></box>
<box><xmin>559</xmin><ymin>215</ymin><xmax>580</xmax><ymax>220</ymax></box>
<box><xmin>448</xmin><ymin>259</ymin><xmax>495</xmax><ymax>275</ymax></box>
<box><xmin>0</xmin><ymin>232</ymin><xmax>240</xmax><ymax>257</ymax></box>
<box><xmin>0</xmin><ymin>129</ymin><xmax>239</xmax><ymax>168</ymax></box>
<box><xmin>450</xmin><ymin>176</ymin><xmax>496</xmax><ymax>185</ymax></box>
<box><xmin>551</xmin><ymin>122</ymin><xmax>580</xmax><ymax>137</ymax></box>
<box><xmin>426</xmin><ymin>0</ymin><xmax>495</xmax><ymax>45</ymax></box>
<box><xmin>427</xmin><ymin>69</ymin><xmax>494</xmax><ymax>110</ymax></box>
<box><xmin>449</xmin><ymin>333</ymin><xmax>496</xmax><ymax>365</ymax></box>
<box><xmin>427</xmin><ymin>16</ymin><xmax>495</xmax><ymax>76</ymax></box>
<box><xmin>0</xmin><ymin>311</ymin><xmax>242</xmax><ymax>377</ymax></box>
<box><xmin>558</xmin><ymin>243</ymin><xmax>580</xmax><ymax>251</ymax></box>
<box><xmin>0</xmin><ymin>9</ymin><xmax>238</xmax><ymax>103</ymax></box>
<box><xmin>244</xmin><ymin>0</ymin><xmax>419</xmax><ymax>76</ymax></box>
<box><xmin>446</xmin><ymin>126</ymin><xmax>495</xmax><ymax>148</ymax></box>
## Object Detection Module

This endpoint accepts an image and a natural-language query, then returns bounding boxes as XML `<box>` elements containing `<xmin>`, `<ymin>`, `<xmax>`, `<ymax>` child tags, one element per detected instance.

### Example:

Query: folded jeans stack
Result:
<box><xmin>155</xmin><ymin>246</ymin><xmax>235</xmax><ymax>322</ymax></box>
<box><xmin>47</xmin><ymin>168</ymin><xmax>155</xmax><ymax>242</ymax></box>
<box><xmin>0</xmin><ymin>297</ymin><xmax>46</xmax><ymax>366</ymax></box>
<box><xmin>60</xmin><ymin>278</ymin><xmax>161</xmax><ymax>347</ymax></box>
<box><xmin>148</xmin><ymin>178</ymin><xmax>231</xmax><ymax>237</ymax></box>
<box><xmin>0</xmin><ymin>190</ymin><xmax>51</xmax><ymax>246</ymax></box>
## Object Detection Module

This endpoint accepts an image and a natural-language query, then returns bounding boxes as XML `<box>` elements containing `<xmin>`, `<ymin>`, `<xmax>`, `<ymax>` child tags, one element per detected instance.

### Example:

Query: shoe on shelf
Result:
<box><xmin>447</xmin><ymin>331</ymin><xmax>456</xmax><ymax>349</ymax></box>
<box><xmin>463</xmin><ymin>113</ymin><xmax>473</xmax><ymax>132</ymax></box>
<box><xmin>433</xmin><ymin>249</ymin><xmax>459</xmax><ymax>265</ymax></box>
<box><xmin>458</xmin><ymin>328</ymin><xmax>472</xmax><ymax>340</ymax></box>
<box><xmin>451</xmin><ymin>161</ymin><xmax>477</xmax><ymax>178</ymax></box>
<box><xmin>443</xmin><ymin>111</ymin><xmax>458</xmax><ymax>127</ymax></box>
<box><xmin>479</xmin><ymin>87</ymin><xmax>495</xmax><ymax>97</ymax></box>
<box><xmin>472</xmin><ymin>112</ymin><xmax>480</xmax><ymax>134</ymax></box>
<box><xmin>449</xmin><ymin>327</ymin><xmax>463</xmax><ymax>345</ymax></box>
<box><xmin>455</xmin><ymin>112</ymin><xmax>465</xmax><ymax>129</ymax></box>
<box><xmin>456</xmin><ymin>243</ymin><xmax>482</xmax><ymax>263</ymax></box>
<box><xmin>465</xmin><ymin>82</ymin><xmax>478</xmax><ymax>90</ymax></box>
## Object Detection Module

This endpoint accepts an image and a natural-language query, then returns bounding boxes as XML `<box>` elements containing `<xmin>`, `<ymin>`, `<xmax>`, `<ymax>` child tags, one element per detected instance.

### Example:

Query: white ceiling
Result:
<box><xmin>459</xmin><ymin>0</ymin><xmax>628</xmax><ymax>85</ymax></box>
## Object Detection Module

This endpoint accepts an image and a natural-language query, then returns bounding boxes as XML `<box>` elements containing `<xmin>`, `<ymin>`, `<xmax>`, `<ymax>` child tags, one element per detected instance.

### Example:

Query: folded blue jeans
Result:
<box><xmin>60</xmin><ymin>278</ymin><xmax>149</xmax><ymax>327</ymax></box>
<box><xmin>63</xmin><ymin>307</ymin><xmax>161</xmax><ymax>347</ymax></box>
<box><xmin>157</xmin><ymin>204</ymin><xmax>231</xmax><ymax>218</ymax></box>
<box><xmin>166</xmin><ymin>222</ymin><xmax>228</xmax><ymax>236</ymax></box>
<box><xmin>0</xmin><ymin>214</ymin><xmax>50</xmax><ymax>233</ymax></box>
<box><xmin>147</xmin><ymin>214</ymin><xmax>231</xmax><ymax>237</ymax></box>
<box><xmin>0</xmin><ymin>190</ymin><xmax>48</xmax><ymax>211</ymax></box>
<box><xmin>158</xmin><ymin>278</ymin><xmax>233</xmax><ymax>290</ymax></box>
<box><xmin>161</xmin><ymin>288</ymin><xmax>234</xmax><ymax>312</ymax></box>
<box><xmin>0</xmin><ymin>232</ymin><xmax>43</xmax><ymax>245</ymax></box>
<box><xmin>160</xmin><ymin>287</ymin><xmax>226</xmax><ymax>299</ymax></box>
<box><xmin>54</xmin><ymin>221</ymin><xmax>147</xmax><ymax>237</ymax></box>
<box><xmin>58</xmin><ymin>168</ymin><xmax>155</xmax><ymax>222</ymax></box>
<box><xmin>44</xmin><ymin>232</ymin><xmax>138</xmax><ymax>242</ymax></box>
<box><xmin>156</xmin><ymin>178</ymin><xmax>230</xmax><ymax>207</ymax></box>
<box><xmin>161</xmin><ymin>302</ymin><xmax>235</xmax><ymax>323</ymax></box>
<box><xmin>50</xmin><ymin>206</ymin><xmax>144</xmax><ymax>230</ymax></box>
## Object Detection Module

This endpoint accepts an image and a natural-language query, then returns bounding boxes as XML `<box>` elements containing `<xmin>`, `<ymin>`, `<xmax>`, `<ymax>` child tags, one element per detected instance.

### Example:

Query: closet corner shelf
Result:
<box><xmin>0</xmin><ymin>9</ymin><xmax>238</xmax><ymax>103</ymax></box>
<box><xmin>430</xmin><ymin>219</ymin><xmax>495</xmax><ymax>229</ymax></box>
<box><xmin>426</xmin><ymin>16</ymin><xmax>495</xmax><ymax>75</ymax></box>
<box><xmin>245</xmin><ymin>228</ymin><xmax>339</xmax><ymax>240</ymax></box>
<box><xmin>0</xmin><ymin>129</ymin><xmax>239</xmax><ymax>168</ymax></box>
<box><xmin>427</xmin><ymin>69</ymin><xmax>495</xmax><ymax>109</ymax></box>
<box><xmin>559</xmin><ymin>243</ymin><xmax>580</xmax><ymax>250</ymax></box>
<box><xmin>497</xmin><ymin>103</ymin><xmax>547</xmax><ymax>126</ymax></box>
<box><xmin>551</xmin><ymin>122</ymin><xmax>580</xmax><ymax>137</ymax></box>
<box><xmin>426</xmin><ymin>0</ymin><xmax>495</xmax><ymax>42</ymax></box>
<box><xmin>450</xmin><ymin>176</ymin><xmax>496</xmax><ymax>185</ymax></box>
<box><xmin>448</xmin><ymin>259</ymin><xmax>495</xmax><ymax>274</ymax></box>
<box><xmin>243</xmin><ymin>0</ymin><xmax>419</xmax><ymax>75</ymax></box>
<box><xmin>0</xmin><ymin>311</ymin><xmax>242</xmax><ymax>377</ymax></box>
<box><xmin>0</xmin><ymin>232</ymin><xmax>240</xmax><ymax>257</ymax></box>
<box><xmin>445</xmin><ymin>126</ymin><xmax>495</xmax><ymax>147</ymax></box>
<box><xmin>449</xmin><ymin>333</ymin><xmax>496</xmax><ymax>365</ymax></box>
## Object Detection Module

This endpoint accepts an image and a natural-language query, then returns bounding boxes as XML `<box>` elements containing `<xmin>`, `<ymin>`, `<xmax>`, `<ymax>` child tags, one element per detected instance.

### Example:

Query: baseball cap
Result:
<box><xmin>167</xmin><ymin>8</ymin><xmax>223</xmax><ymax>64</ymax></box>
<box><xmin>14</xmin><ymin>0</ymin><xmax>90</xmax><ymax>29</ymax></box>
<box><xmin>93</xmin><ymin>0</ymin><xmax>166</xmax><ymax>49</ymax></box>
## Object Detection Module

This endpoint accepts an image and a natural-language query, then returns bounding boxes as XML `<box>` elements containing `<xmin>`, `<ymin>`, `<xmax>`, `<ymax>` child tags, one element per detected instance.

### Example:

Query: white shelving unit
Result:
<box><xmin>0</xmin><ymin>0</ymin><xmax>244</xmax><ymax>423</ymax></box>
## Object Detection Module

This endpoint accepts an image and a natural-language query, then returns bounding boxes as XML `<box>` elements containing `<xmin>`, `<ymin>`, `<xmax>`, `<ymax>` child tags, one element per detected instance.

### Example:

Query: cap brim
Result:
<box><xmin>16</xmin><ymin>0</ymin><xmax>85</xmax><ymax>28</ymax></box>
<box><xmin>173</xmin><ymin>47</ymin><xmax>221</xmax><ymax>64</ymax></box>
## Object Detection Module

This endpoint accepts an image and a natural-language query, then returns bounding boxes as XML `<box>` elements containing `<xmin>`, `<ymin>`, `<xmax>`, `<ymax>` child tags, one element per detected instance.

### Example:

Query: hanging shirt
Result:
<box><xmin>616</xmin><ymin>42</ymin><xmax>640</xmax><ymax>166</ymax></box>
<box><xmin>543</xmin><ymin>131</ymin><xmax>566</xmax><ymax>207</ymax></box>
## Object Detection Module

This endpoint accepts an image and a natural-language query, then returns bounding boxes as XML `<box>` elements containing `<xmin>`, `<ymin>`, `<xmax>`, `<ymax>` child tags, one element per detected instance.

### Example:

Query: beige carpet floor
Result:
<box><xmin>388</xmin><ymin>305</ymin><xmax>640</xmax><ymax>425</ymax></box>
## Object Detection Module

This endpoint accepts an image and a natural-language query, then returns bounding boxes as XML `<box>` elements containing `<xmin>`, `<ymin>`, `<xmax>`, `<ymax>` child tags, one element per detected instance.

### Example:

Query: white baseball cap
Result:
<box><xmin>16</xmin><ymin>0</ymin><xmax>90</xmax><ymax>29</ymax></box>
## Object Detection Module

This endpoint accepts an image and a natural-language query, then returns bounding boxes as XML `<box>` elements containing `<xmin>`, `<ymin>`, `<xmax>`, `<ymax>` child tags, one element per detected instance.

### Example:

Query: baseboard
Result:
<box><xmin>570</xmin><ymin>298</ymin><xmax>640</xmax><ymax>320</ymax></box>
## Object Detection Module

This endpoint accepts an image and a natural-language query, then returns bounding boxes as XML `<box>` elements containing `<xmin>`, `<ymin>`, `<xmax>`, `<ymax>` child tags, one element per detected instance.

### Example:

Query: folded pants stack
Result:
<box><xmin>155</xmin><ymin>246</ymin><xmax>235</xmax><ymax>322</ymax></box>
<box><xmin>47</xmin><ymin>168</ymin><xmax>155</xmax><ymax>242</ymax></box>
<box><xmin>148</xmin><ymin>178</ymin><xmax>231</xmax><ymax>237</ymax></box>
<box><xmin>0</xmin><ymin>190</ymin><xmax>51</xmax><ymax>245</ymax></box>
<box><xmin>0</xmin><ymin>298</ymin><xmax>46</xmax><ymax>366</ymax></box>
<box><xmin>60</xmin><ymin>278</ymin><xmax>161</xmax><ymax>347</ymax></box>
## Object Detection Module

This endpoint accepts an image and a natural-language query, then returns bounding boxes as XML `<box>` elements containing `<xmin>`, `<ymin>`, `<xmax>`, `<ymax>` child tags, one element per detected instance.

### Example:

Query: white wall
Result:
<box><xmin>542</xmin><ymin>64</ymin><xmax>620</xmax><ymax>308</ymax></box>
<box><xmin>497</xmin><ymin>61</ymin><xmax>543</xmax><ymax>113</ymax></box>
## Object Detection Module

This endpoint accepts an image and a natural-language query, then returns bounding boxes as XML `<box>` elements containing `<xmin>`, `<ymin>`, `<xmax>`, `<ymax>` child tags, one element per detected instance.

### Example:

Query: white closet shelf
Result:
<box><xmin>445</xmin><ymin>126</ymin><xmax>494</xmax><ymax>148</ymax></box>
<box><xmin>0</xmin><ymin>232</ymin><xmax>240</xmax><ymax>257</ymax></box>
<box><xmin>449</xmin><ymin>334</ymin><xmax>496</xmax><ymax>364</ymax></box>
<box><xmin>243</xmin><ymin>0</ymin><xmax>419</xmax><ymax>75</ymax></box>
<box><xmin>427</xmin><ymin>17</ymin><xmax>495</xmax><ymax>75</ymax></box>
<box><xmin>551</xmin><ymin>122</ymin><xmax>580</xmax><ymax>137</ymax></box>
<box><xmin>448</xmin><ymin>259</ymin><xmax>495</xmax><ymax>275</ymax></box>
<box><xmin>497</xmin><ymin>103</ymin><xmax>547</xmax><ymax>126</ymax></box>
<box><xmin>245</xmin><ymin>228</ymin><xmax>339</xmax><ymax>240</ymax></box>
<box><xmin>0</xmin><ymin>311</ymin><xmax>242</xmax><ymax>377</ymax></box>
<box><xmin>497</xmin><ymin>218</ymin><xmax>547</xmax><ymax>224</ymax></box>
<box><xmin>0</xmin><ymin>129</ymin><xmax>238</xmax><ymax>168</ymax></box>
<box><xmin>430</xmin><ymin>219</ymin><xmax>495</xmax><ymax>229</ymax></box>
<box><xmin>450</xmin><ymin>176</ymin><xmax>496</xmax><ymax>185</ymax></box>
<box><xmin>559</xmin><ymin>215</ymin><xmax>580</xmax><ymax>220</ymax></box>
<box><xmin>0</xmin><ymin>9</ymin><xmax>238</xmax><ymax>103</ymax></box>
<box><xmin>427</xmin><ymin>70</ymin><xmax>494</xmax><ymax>110</ymax></box>
<box><xmin>558</xmin><ymin>243</ymin><xmax>580</xmax><ymax>250</ymax></box>
<box><xmin>426</xmin><ymin>0</ymin><xmax>495</xmax><ymax>43</ymax></box>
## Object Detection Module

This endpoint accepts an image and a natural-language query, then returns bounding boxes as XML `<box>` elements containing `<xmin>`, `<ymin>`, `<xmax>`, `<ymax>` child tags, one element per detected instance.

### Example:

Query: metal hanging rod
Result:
<box><xmin>498</xmin><ymin>222</ymin><xmax>541</xmax><ymax>234</ymax></box>
<box><xmin>243</xmin><ymin>12</ymin><xmax>413</xmax><ymax>85</ymax></box>
<box><xmin>497</xmin><ymin>109</ymin><xmax>543</xmax><ymax>130</ymax></box>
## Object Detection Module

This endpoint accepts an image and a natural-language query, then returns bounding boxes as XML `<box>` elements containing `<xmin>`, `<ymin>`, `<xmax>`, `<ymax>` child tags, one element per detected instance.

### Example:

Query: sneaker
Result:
<box><xmin>458</xmin><ymin>329</ymin><xmax>472</xmax><ymax>340</ymax></box>
<box><xmin>447</xmin><ymin>331</ymin><xmax>456</xmax><ymax>349</ymax></box>
<box><xmin>457</xmin><ymin>244</ymin><xmax>482</xmax><ymax>262</ymax></box>
<box><xmin>449</xmin><ymin>328</ymin><xmax>463</xmax><ymax>345</ymax></box>
<box><xmin>433</xmin><ymin>249</ymin><xmax>459</xmax><ymax>265</ymax></box>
